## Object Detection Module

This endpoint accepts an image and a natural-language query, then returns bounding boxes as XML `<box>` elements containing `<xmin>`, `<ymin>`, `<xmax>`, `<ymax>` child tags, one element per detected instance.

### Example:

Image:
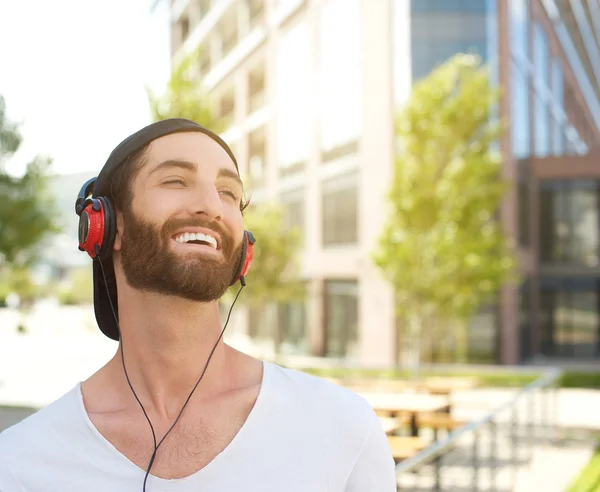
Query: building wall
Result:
<box><xmin>169</xmin><ymin>0</ymin><xmax>600</xmax><ymax>365</ymax></box>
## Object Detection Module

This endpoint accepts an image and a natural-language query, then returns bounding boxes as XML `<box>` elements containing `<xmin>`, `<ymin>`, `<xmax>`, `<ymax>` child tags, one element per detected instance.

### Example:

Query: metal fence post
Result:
<box><xmin>489</xmin><ymin>420</ymin><xmax>497</xmax><ymax>492</ymax></box>
<box><xmin>554</xmin><ymin>380</ymin><xmax>561</xmax><ymax>444</ymax></box>
<box><xmin>434</xmin><ymin>454</ymin><xmax>442</xmax><ymax>492</ymax></box>
<box><xmin>472</xmin><ymin>431</ymin><xmax>480</xmax><ymax>491</ymax></box>
<box><xmin>511</xmin><ymin>406</ymin><xmax>518</xmax><ymax>487</ymax></box>
<box><xmin>541</xmin><ymin>387</ymin><xmax>549</xmax><ymax>446</ymax></box>
<box><xmin>527</xmin><ymin>391</ymin><xmax>535</xmax><ymax>461</ymax></box>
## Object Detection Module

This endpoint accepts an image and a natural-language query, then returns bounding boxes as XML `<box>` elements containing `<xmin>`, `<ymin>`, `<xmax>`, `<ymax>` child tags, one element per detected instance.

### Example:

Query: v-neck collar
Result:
<box><xmin>75</xmin><ymin>359</ymin><xmax>270</xmax><ymax>485</ymax></box>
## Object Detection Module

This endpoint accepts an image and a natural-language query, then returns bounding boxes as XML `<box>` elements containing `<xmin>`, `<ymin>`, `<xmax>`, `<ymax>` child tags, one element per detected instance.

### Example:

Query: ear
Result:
<box><xmin>113</xmin><ymin>209</ymin><xmax>125</xmax><ymax>252</ymax></box>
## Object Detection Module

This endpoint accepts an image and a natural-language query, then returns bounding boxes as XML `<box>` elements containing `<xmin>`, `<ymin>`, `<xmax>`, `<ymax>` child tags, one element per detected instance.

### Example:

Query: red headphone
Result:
<box><xmin>75</xmin><ymin>177</ymin><xmax>255</xmax><ymax>285</ymax></box>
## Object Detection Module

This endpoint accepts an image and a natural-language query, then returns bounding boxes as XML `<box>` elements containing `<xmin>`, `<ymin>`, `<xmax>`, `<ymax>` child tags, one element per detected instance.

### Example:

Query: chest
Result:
<box><xmin>89</xmin><ymin>395</ymin><xmax>255</xmax><ymax>480</ymax></box>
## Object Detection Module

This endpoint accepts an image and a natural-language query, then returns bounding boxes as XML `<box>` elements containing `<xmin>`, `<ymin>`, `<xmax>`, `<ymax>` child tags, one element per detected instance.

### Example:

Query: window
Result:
<box><xmin>215</xmin><ymin>88</ymin><xmax>235</xmax><ymax>130</ymax></box>
<box><xmin>519</xmin><ymin>280</ymin><xmax>532</xmax><ymax>361</ymax></box>
<box><xmin>247</xmin><ymin>62</ymin><xmax>265</xmax><ymax>114</ymax></box>
<box><xmin>510</xmin><ymin>0</ymin><xmax>529</xmax><ymax>66</ymax></box>
<box><xmin>551</xmin><ymin>58</ymin><xmax>565</xmax><ymax>156</ymax></box>
<box><xmin>412</xmin><ymin>39</ymin><xmax>488</xmax><ymax>82</ymax></box>
<box><xmin>410</xmin><ymin>0</ymin><xmax>490</xmax><ymax>83</ymax></box>
<box><xmin>219</xmin><ymin>9</ymin><xmax>238</xmax><ymax>58</ymax></box>
<box><xmin>411</xmin><ymin>0</ymin><xmax>489</xmax><ymax>13</ymax></box>
<box><xmin>322</xmin><ymin>172</ymin><xmax>358</xmax><ymax>246</ymax></box>
<box><xmin>281</xmin><ymin>189</ymin><xmax>305</xmax><ymax>234</ymax></box>
<box><xmin>467</xmin><ymin>303</ymin><xmax>499</xmax><ymax>363</ymax></box>
<box><xmin>319</xmin><ymin>0</ymin><xmax>362</xmax><ymax>152</ymax></box>
<box><xmin>198</xmin><ymin>44</ymin><xmax>211</xmax><ymax>75</ymax></box>
<box><xmin>276</xmin><ymin>20</ymin><xmax>310</xmax><ymax>169</ymax></box>
<box><xmin>518</xmin><ymin>178</ymin><xmax>530</xmax><ymax>247</ymax></box>
<box><xmin>180</xmin><ymin>15</ymin><xmax>190</xmax><ymax>42</ymax></box>
<box><xmin>248</xmin><ymin>126</ymin><xmax>266</xmax><ymax>188</ymax></box>
<box><xmin>277</xmin><ymin>299</ymin><xmax>308</xmax><ymax>355</ymax></box>
<box><xmin>324</xmin><ymin>280</ymin><xmax>359</xmax><ymax>358</ymax></box>
<box><xmin>539</xmin><ymin>277</ymin><xmax>600</xmax><ymax>358</ymax></box>
<box><xmin>248</xmin><ymin>0</ymin><xmax>265</xmax><ymax>30</ymax></box>
<box><xmin>511</xmin><ymin>61</ymin><xmax>530</xmax><ymax>158</ymax></box>
<box><xmin>533</xmin><ymin>23</ymin><xmax>550</xmax><ymax>157</ymax></box>
<box><xmin>539</xmin><ymin>180</ymin><xmax>600</xmax><ymax>267</ymax></box>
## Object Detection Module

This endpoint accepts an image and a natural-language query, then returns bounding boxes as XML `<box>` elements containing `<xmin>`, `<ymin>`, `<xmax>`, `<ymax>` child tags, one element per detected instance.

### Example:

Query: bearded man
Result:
<box><xmin>0</xmin><ymin>119</ymin><xmax>396</xmax><ymax>491</ymax></box>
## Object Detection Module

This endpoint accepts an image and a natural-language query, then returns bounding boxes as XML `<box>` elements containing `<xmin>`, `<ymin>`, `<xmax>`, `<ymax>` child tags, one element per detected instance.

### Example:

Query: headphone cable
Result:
<box><xmin>97</xmin><ymin>250</ymin><xmax>244</xmax><ymax>491</ymax></box>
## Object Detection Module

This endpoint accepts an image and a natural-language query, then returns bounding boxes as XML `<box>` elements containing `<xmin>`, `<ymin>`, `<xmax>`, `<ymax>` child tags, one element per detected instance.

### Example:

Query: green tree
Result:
<box><xmin>236</xmin><ymin>202</ymin><xmax>303</xmax><ymax>307</ymax></box>
<box><xmin>0</xmin><ymin>96</ymin><xmax>59</xmax><ymax>331</ymax></box>
<box><xmin>373</xmin><ymin>54</ymin><xmax>517</xmax><ymax>367</ymax></box>
<box><xmin>0</xmin><ymin>96</ymin><xmax>58</xmax><ymax>270</ymax></box>
<box><xmin>146</xmin><ymin>47</ymin><xmax>218</xmax><ymax>131</ymax></box>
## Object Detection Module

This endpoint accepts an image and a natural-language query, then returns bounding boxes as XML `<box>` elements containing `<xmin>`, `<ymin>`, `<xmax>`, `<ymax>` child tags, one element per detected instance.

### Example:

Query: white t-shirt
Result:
<box><xmin>0</xmin><ymin>361</ymin><xmax>396</xmax><ymax>491</ymax></box>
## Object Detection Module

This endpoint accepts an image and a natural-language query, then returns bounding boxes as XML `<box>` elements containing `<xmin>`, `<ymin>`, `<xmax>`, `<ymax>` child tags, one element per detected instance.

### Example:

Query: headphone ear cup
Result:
<box><xmin>230</xmin><ymin>231</ymin><xmax>255</xmax><ymax>286</ymax></box>
<box><xmin>96</xmin><ymin>196</ymin><xmax>116</xmax><ymax>261</ymax></box>
<box><xmin>230</xmin><ymin>234</ymin><xmax>248</xmax><ymax>286</ymax></box>
<box><xmin>240</xmin><ymin>237</ymin><xmax>254</xmax><ymax>278</ymax></box>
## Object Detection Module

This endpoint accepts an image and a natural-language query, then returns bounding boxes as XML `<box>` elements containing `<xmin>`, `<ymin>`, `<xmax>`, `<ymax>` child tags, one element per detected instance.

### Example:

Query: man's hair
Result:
<box><xmin>102</xmin><ymin>142</ymin><xmax>250</xmax><ymax>214</ymax></box>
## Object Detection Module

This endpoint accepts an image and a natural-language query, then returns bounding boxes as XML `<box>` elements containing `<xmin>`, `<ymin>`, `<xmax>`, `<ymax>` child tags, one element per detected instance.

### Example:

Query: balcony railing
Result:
<box><xmin>394</xmin><ymin>368</ymin><xmax>562</xmax><ymax>491</ymax></box>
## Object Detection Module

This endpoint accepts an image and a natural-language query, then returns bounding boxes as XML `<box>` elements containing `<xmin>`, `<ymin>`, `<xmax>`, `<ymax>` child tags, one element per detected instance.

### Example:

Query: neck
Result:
<box><xmin>108</xmin><ymin>285</ymin><xmax>233</xmax><ymax>419</ymax></box>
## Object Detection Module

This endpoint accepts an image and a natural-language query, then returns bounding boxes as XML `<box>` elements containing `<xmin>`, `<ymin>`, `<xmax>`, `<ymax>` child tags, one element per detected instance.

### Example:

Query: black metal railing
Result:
<box><xmin>394</xmin><ymin>369</ymin><xmax>562</xmax><ymax>491</ymax></box>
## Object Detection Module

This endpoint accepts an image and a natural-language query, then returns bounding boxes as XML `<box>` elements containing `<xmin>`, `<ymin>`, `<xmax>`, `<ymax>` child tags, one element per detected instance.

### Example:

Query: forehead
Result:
<box><xmin>143</xmin><ymin>132</ymin><xmax>238</xmax><ymax>174</ymax></box>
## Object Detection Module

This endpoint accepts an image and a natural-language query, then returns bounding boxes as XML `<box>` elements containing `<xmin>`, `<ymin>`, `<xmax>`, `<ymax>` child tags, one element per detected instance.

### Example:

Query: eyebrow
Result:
<box><xmin>148</xmin><ymin>159</ymin><xmax>196</xmax><ymax>176</ymax></box>
<box><xmin>217</xmin><ymin>168</ymin><xmax>243</xmax><ymax>187</ymax></box>
<box><xmin>149</xmin><ymin>159</ymin><xmax>243</xmax><ymax>187</ymax></box>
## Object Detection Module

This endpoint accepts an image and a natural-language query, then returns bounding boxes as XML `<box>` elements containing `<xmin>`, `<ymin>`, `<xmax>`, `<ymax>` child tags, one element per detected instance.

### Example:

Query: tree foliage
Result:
<box><xmin>147</xmin><ymin>47</ymin><xmax>219</xmax><ymax>131</ymax></box>
<box><xmin>372</xmin><ymin>54</ymin><xmax>517</xmax><ymax>364</ymax></box>
<box><xmin>0</xmin><ymin>96</ymin><xmax>58</xmax><ymax>270</ymax></box>
<box><xmin>236</xmin><ymin>203</ymin><xmax>304</xmax><ymax>307</ymax></box>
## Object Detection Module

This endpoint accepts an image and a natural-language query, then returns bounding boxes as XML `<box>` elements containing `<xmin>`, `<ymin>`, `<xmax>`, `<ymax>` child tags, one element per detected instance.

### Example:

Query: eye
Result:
<box><xmin>163</xmin><ymin>178</ymin><xmax>185</xmax><ymax>186</ymax></box>
<box><xmin>219</xmin><ymin>189</ymin><xmax>239</xmax><ymax>200</ymax></box>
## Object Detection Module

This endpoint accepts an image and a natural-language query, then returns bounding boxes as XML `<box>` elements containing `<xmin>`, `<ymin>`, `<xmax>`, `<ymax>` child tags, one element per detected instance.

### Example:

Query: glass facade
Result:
<box><xmin>539</xmin><ymin>180</ymin><xmax>600</xmax><ymax>359</ymax></box>
<box><xmin>539</xmin><ymin>180</ymin><xmax>600</xmax><ymax>267</ymax></box>
<box><xmin>277</xmin><ymin>299</ymin><xmax>308</xmax><ymax>355</ymax></box>
<box><xmin>410</xmin><ymin>0</ymin><xmax>494</xmax><ymax>81</ymax></box>
<box><xmin>540</xmin><ymin>277</ymin><xmax>600</xmax><ymax>358</ymax></box>
<box><xmin>324</xmin><ymin>280</ymin><xmax>359</xmax><ymax>358</ymax></box>
<box><xmin>533</xmin><ymin>23</ymin><xmax>550</xmax><ymax>157</ymax></box>
<box><xmin>509</xmin><ymin>1</ymin><xmax>589</xmax><ymax>159</ymax></box>
<box><xmin>321</xmin><ymin>171</ymin><xmax>358</xmax><ymax>246</ymax></box>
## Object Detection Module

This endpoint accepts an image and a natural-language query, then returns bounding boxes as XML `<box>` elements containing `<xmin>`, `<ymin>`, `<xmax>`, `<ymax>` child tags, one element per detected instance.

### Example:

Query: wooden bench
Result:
<box><xmin>417</xmin><ymin>413</ymin><xmax>465</xmax><ymax>439</ymax></box>
<box><xmin>387</xmin><ymin>436</ymin><xmax>428</xmax><ymax>462</ymax></box>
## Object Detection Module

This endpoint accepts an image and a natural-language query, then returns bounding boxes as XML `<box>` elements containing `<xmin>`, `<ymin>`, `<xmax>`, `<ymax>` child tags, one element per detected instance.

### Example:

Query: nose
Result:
<box><xmin>187</xmin><ymin>180</ymin><xmax>223</xmax><ymax>221</ymax></box>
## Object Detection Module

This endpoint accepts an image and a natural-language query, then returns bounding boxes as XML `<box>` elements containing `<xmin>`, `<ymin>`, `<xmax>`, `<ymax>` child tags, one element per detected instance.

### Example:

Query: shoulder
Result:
<box><xmin>265</xmin><ymin>362</ymin><xmax>379</xmax><ymax>435</ymax></box>
<box><xmin>263</xmin><ymin>363</ymin><xmax>395</xmax><ymax>487</ymax></box>
<box><xmin>0</xmin><ymin>386</ymin><xmax>80</xmax><ymax>467</ymax></box>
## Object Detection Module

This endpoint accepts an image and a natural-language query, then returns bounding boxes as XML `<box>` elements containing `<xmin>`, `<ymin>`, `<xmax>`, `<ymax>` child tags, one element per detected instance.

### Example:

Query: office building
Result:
<box><xmin>169</xmin><ymin>0</ymin><xmax>600</xmax><ymax>365</ymax></box>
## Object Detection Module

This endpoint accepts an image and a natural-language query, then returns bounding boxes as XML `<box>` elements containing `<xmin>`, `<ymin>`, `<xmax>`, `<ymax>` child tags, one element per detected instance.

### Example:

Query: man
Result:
<box><xmin>0</xmin><ymin>119</ymin><xmax>396</xmax><ymax>491</ymax></box>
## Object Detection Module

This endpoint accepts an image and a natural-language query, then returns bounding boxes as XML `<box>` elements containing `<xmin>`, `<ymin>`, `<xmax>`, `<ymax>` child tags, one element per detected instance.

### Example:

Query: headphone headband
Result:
<box><xmin>75</xmin><ymin>177</ymin><xmax>97</xmax><ymax>216</ymax></box>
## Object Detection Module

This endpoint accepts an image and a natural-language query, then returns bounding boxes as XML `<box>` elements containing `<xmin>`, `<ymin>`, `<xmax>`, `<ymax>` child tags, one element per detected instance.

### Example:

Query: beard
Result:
<box><xmin>119</xmin><ymin>209</ymin><xmax>243</xmax><ymax>302</ymax></box>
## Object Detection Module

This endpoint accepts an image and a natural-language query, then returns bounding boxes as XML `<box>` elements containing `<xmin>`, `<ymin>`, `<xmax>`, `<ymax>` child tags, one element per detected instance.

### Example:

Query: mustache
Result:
<box><xmin>161</xmin><ymin>216</ymin><xmax>234</xmax><ymax>250</ymax></box>
<box><xmin>162</xmin><ymin>217</ymin><xmax>226</xmax><ymax>236</ymax></box>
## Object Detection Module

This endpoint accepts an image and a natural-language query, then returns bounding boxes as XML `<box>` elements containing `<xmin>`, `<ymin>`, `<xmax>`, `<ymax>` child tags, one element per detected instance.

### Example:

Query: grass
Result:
<box><xmin>566</xmin><ymin>444</ymin><xmax>600</xmax><ymax>492</ymax></box>
<box><xmin>294</xmin><ymin>366</ymin><xmax>600</xmax><ymax>389</ymax></box>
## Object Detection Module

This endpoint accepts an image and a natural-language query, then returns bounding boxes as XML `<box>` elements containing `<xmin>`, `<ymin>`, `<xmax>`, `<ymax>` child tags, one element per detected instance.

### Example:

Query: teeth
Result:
<box><xmin>174</xmin><ymin>232</ymin><xmax>217</xmax><ymax>248</ymax></box>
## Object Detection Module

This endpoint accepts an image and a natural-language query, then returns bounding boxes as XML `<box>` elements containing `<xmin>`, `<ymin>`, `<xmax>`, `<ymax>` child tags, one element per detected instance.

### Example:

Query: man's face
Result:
<box><xmin>114</xmin><ymin>132</ymin><xmax>245</xmax><ymax>302</ymax></box>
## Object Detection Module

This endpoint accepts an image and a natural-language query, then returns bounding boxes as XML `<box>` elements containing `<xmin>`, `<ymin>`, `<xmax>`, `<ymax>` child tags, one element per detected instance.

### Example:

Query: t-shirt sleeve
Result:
<box><xmin>344</xmin><ymin>410</ymin><xmax>397</xmax><ymax>491</ymax></box>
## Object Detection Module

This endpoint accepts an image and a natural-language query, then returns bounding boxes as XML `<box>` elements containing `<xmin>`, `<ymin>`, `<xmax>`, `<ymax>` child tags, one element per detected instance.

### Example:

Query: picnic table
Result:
<box><xmin>361</xmin><ymin>392</ymin><xmax>450</xmax><ymax>436</ymax></box>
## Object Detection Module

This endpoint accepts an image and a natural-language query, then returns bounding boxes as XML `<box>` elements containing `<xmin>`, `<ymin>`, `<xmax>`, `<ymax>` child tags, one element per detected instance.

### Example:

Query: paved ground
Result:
<box><xmin>1</xmin><ymin>305</ymin><xmax>598</xmax><ymax>490</ymax></box>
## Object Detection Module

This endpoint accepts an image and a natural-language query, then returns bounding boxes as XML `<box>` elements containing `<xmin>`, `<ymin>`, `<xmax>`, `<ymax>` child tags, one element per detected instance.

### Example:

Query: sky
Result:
<box><xmin>0</xmin><ymin>0</ymin><xmax>171</xmax><ymax>176</ymax></box>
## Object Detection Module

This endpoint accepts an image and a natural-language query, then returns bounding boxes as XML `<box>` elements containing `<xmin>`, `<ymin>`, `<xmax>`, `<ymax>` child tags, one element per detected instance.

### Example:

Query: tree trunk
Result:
<box><xmin>454</xmin><ymin>319</ymin><xmax>469</xmax><ymax>363</ymax></box>
<box><xmin>407</xmin><ymin>311</ymin><xmax>423</xmax><ymax>380</ymax></box>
